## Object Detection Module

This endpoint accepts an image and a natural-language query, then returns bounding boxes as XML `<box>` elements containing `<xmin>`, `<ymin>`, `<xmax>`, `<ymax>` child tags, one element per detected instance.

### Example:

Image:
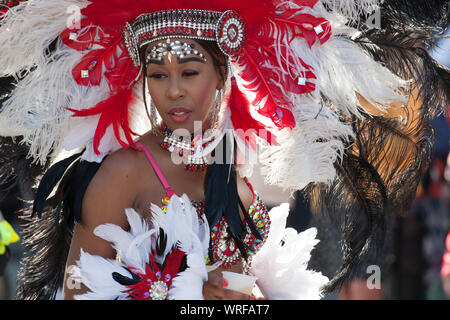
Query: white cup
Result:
<box><xmin>221</xmin><ymin>271</ymin><xmax>258</xmax><ymax>296</ymax></box>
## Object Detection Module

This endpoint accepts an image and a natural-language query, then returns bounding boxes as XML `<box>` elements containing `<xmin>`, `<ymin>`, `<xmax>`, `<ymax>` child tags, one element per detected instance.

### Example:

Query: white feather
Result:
<box><xmin>0</xmin><ymin>0</ymin><xmax>89</xmax><ymax>75</ymax></box>
<box><xmin>169</xmin><ymin>252</ymin><xmax>208</xmax><ymax>300</ymax></box>
<box><xmin>258</xmin><ymin>94</ymin><xmax>354</xmax><ymax>192</ymax></box>
<box><xmin>319</xmin><ymin>0</ymin><xmax>382</xmax><ymax>22</ymax></box>
<box><xmin>249</xmin><ymin>203</ymin><xmax>329</xmax><ymax>300</ymax></box>
<box><xmin>74</xmin><ymin>249</ymin><xmax>129</xmax><ymax>300</ymax></box>
<box><xmin>76</xmin><ymin>194</ymin><xmax>209</xmax><ymax>299</ymax></box>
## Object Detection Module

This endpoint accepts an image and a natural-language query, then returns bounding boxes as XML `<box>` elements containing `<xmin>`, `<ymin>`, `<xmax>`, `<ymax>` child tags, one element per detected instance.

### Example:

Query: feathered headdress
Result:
<box><xmin>0</xmin><ymin>0</ymin><xmax>449</xmax><ymax>298</ymax></box>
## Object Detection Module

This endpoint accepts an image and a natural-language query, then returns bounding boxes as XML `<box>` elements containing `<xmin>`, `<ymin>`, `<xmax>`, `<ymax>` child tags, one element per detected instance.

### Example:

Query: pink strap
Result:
<box><xmin>136</xmin><ymin>142</ymin><xmax>176</xmax><ymax>197</ymax></box>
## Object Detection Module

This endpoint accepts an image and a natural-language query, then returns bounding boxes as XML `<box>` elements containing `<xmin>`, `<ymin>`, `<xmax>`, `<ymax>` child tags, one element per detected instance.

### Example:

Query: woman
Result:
<box><xmin>62</xmin><ymin>38</ymin><xmax>265</xmax><ymax>300</ymax></box>
<box><xmin>0</xmin><ymin>0</ymin><xmax>448</xmax><ymax>300</ymax></box>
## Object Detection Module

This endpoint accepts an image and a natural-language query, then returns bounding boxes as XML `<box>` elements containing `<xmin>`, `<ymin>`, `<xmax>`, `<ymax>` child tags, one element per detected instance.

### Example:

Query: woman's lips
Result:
<box><xmin>168</xmin><ymin>107</ymin><xmax>192</xmax><ymax>123</ymax></box>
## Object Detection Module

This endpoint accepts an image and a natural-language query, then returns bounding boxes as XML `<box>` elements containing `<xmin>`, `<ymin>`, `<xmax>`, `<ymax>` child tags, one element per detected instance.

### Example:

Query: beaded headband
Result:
<box><xmin>123</xmin><ymin>9</ymin><xmax>245</xmax><ymax>66</ymax></box>
<box><xmin>145</xmin><ymin>39</ymin><xmax>207</xmax><ymax>64</ymax></box>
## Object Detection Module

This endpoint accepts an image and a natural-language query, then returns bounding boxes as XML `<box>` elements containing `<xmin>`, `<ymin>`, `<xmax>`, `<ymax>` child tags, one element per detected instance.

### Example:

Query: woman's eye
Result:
<box><xmin>183</xmin><ymin>71</ymin><xmax>198</xmax><ymax>77</ymax></box>
<box><xmin>148</xmin><ymin>73</ymin><xmax>166</xmax><ymax>79</ymax></box>
<box><xmin>147</xmin><ymin>71</ymin><xmax>198</xmax><ymax>78</ymax></box>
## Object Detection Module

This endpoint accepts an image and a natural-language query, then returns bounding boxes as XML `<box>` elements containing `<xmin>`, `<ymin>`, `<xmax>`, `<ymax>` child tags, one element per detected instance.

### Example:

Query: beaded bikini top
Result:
<box><xmin>136</xmin><ymin>142</ymin><xmax>271</xmax><ymax>270</ymax></box>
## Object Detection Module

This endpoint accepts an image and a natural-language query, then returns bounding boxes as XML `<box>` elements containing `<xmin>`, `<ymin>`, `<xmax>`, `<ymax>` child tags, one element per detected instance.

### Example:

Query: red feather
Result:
<box><xmin>237</xmin><ymin>43</ymin><xmax>296</xmax><ymax>129</ymax></box>
<box><xmin>67</xmin><ymin>87</ymin><xmax>138</xmax><ymax>154</ymax></box>
<box><xmin>125</xmin><ymin>249</ymin><xmax>186</xmax><ymax>300</ymax></box>
<box><xmin>104</xmin><ymin>41</ymin><xmax>141</xmax><ymax>92</ymax></box>
<box><xmin>81</xmin><ymin>0</ymin><xmax>276</xmax><ymax>40</ymax></box>
<box><xmin>72</xmin><ymin>49</ymin><xmax>105</xmax><ymax>86</ymax></box>
<box><xmin>229</xmin><ymin>77</ymin><xmax>277</xmax><ymax>148</ymax></box>
<box><xmin>250</xmin><ymin>38</ymin><xmax>317</xmax><ymax>95</ymax></box>
<box><xmin>60</xmin><ymin>18</ymin><xmax>118</xmax><ymax>51</ymax></box>
<box><xmin>72</xmin><ymin>36</ymin><xmax>123</xmax><ymax>87</ymax></box>
<box><xmin>0</xmin><ymin>0</ymin><xmax>27</xmax><ymax>20</ymax></box>
<box><xmin>274</xmin><ymin>11</ymin><xmax>332</xmax><ymax>48</ymax></box>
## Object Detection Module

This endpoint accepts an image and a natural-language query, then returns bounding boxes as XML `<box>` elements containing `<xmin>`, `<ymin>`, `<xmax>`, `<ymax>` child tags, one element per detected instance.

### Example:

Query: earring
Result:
<box><xmin>149</xmin><ymin>100</ymin><xmax>162</xmax><ymax>136</ymax></box>
<box><xmin>210</xmin><ymin>89</ymin><xmax>223</xmax><ymax>128</ymax></box>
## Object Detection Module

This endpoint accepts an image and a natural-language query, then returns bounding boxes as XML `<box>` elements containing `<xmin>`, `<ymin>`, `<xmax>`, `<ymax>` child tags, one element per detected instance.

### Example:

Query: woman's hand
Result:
<box><xmin>203</xmin><ymin>271</ymin><xmax>253</xmax><ymax>300</ymax></box>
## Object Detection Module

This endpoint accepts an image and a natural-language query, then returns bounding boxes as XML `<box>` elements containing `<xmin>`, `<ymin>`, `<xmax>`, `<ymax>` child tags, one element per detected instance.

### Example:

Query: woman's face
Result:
<box><xmin>145</xmin><ymin>38</ymin><xmax>224</xmax><ymax>134</ymax></box>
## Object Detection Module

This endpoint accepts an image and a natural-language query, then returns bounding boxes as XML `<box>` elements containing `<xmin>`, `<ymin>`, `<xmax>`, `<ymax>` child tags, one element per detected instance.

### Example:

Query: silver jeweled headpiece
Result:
<box><xmin>123</xmin><ymin>9</ymin><xmax>245</xmax><ymax>66</ymax></box>
<box><xmin>145</xmin><ymin>39</ymin><xmax>207</xmax><ymax>64</ymax></box>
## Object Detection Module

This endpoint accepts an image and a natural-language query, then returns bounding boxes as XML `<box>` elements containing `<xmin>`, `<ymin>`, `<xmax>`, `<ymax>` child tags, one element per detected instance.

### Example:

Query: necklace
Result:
<box><xmin>208</xmin><ymin>193</ymin><xmax>271</xmax><ymax>270</ymax></box>
<box><xmin>160</xmin><ymin>124</ymin><xmax>209</xmax><ymax>171</ymax></box>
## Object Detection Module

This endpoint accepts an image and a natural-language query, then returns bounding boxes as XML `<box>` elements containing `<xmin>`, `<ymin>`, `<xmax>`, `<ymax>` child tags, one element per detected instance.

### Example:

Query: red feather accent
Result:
<box><xmin>237</xmin><ymin>44</ymin><xmax>296</xmax><ymax>129</ymax></box>
<box><xmin>125</xmin><ymin>248</ymin><xmax>186</xmax><ymax>300</ymax></box>
<box><xmin>0</xmin><ymin>0</ymin><xmax>27</xmax><ymax>20</ymax></box>
<box><xmin>296</xmin><ymin>0</ymin><xmax>319</xmax><ymax>7</ymax></box>
<box><xmin>229</xmin><ymin>77</ymin><xmax>277</xmax><ymax>147</ymax></box>
<box><xmin>81</xmin><ymin>0</ymin><xmax>276</xmax><ymax>40</ymax></box>
<box><xmin>250</xmin><ymin>38</ymin><xmax>317</xmax><ymax>95</ymax></box>
<box><xmin>278</xmin><ymin>0</ymin><xmax>318</xmax><ymax>11</ymax></box>
<box><xmin>66</xmin><ymin>16</ymin><xmax>141</xmax><ymax>154</ymax></box>
<box><xmin>60</xmin><ymin>18</ymin><xmax>118</xmax><ymax>52</ymax></box>
<box><xmin>104</xmin><ymin>40</ymin><xmax>141</xmax><ymax>92</ymax></box>
<box><xmin>72</xmin><ymin>35</ymin><xmax>123</xmax><ymax>87</ymax></box>
<box><xmin>67</xmin><ymin>88</ymin><xmax>137</xmax><ymax>154</ymax></box>
<box><xmin>72</xmin><ymin>49</ymin><xmax>105</xmax><ymax>86</ymax></box>
<box><xmin>274</xmin><ymin>11</ymin><xmax>332</xmax><ymax>48</ymax></box>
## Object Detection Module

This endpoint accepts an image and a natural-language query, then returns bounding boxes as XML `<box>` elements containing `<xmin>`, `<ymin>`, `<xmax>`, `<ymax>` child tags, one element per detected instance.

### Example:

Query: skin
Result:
<box><xmin>62</xmin><ymin>38</ymin><xmax>255</xmax><ymax>300</ymax></box>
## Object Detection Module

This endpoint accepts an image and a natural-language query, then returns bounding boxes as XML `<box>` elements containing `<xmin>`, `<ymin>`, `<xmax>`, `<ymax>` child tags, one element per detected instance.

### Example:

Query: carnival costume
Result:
<box><xmin>0</xmin><ymin>0</ymin><xmax>449</xmax><ymax>299</ymax></box>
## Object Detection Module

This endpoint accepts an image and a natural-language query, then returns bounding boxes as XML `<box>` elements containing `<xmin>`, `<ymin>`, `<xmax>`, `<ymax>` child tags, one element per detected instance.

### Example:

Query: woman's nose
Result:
<box><xmin>167</xmin><ymin>76</ymin><xmax>185</xmax><ymax>100</ymax></box>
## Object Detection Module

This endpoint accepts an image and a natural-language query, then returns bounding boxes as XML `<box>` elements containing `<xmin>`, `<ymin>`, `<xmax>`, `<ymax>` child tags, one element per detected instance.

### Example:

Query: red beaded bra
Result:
<box><xmin>136</xmin><ymin>142</ymin><xmax>271</xmax><ymax>270</ymax></box>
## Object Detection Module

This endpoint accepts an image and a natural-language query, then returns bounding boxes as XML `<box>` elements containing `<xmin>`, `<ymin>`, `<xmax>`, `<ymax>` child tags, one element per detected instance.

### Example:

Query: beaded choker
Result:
<box><xmin>160</xmin><ymin>125</ymin><xmax>209</xmax><ymax>171</ymax></box>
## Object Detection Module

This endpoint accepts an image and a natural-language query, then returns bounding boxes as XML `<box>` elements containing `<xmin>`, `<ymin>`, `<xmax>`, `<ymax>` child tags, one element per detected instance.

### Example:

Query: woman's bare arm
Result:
<box><xmin>62</xmin><ymin>150</ymin><xmax>138</xmax><ymax>300</ymax></box>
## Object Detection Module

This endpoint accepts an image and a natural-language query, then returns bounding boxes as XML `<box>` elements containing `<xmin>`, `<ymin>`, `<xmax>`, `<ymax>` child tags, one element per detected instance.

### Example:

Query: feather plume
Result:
<box><xmin>74</xmin><ymin>250</ymin><xmax>130</xmax><ymax>300</ymax></box>
<box><xmin>81</xmin><ymin>0</ymin><xmax>276</xmax><ymax>39</ymax></box>
<box><xmin>75</xmin><ymin>194</ymin><xmax>208</xmax><ymax>300</ymax></box>
<box><xmin>0</xmin><ymin>0</ymin><xmax>89</xmax><ymax>76</ymax></box>
<box><xmin>319</xmin><ymin>0</ymin><xmax>382</xmax><ymax>22</ymax></box>
<box><xmin>249</xmin><ymin>203</ymin><xmax>329</xmax><ymax>299</ymax></box>
<box><xmin>15</xmin><ymin>199</ymin><xmax>73</xmax><ymax>299</ymax></box>
<box><xmin>67</xmin><ymin>88</ymin><xmax>139</xmax><ymax>154</ymax></box>
<box><xmin>354</xmin><ymin>28</ymin><xmax>450</xmax><ymax>120</ymax></box>
<box><xmin>305</xmin><ymin>97</ymin><xmax>436</xmax><ymax>292</ymax></box>
<box><xmin>228</xmin><ymin>77</ymin><xmax>276</xmax><ymax>148</ymax></box>
<box><xmin>236</xmin><ymin>45</ymin><xmax>296</xmax><ymax>129</ymax></box>
<box><xmin>378</xmin><ymin>0</ymin><xmax>450</xmax><ymax>28</ymax></box>
<box><xmin>32</xmin><ymin>151</ymin><xmax>83</xmax><ymax>218</ymax></box>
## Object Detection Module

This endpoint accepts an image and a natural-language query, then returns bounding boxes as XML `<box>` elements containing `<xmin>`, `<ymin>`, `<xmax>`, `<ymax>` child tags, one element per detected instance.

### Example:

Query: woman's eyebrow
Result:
<box><xmin>147</xmin><ymin>56</ymin><xmax>206</xmax><ymax>66</ymax></box>
<box><xmin>178</xmin><ymin>56</ymin><xmax>206</xmax><ymax>64</ymax></box>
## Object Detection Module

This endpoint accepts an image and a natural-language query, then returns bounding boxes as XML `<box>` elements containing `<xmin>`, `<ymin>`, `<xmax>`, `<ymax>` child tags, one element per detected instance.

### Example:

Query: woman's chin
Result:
<box><xmin>164</xmin><ymin>118</ymin><xmax>209</xmax><ymax>135</ymax></box>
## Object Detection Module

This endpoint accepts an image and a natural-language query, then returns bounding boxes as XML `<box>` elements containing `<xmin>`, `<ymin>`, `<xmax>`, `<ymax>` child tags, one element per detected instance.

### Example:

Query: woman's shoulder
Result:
<box><xmin>101</xmin><ymin>146</ymin><xmax>142</xmax><ymax>177</ymax></box>
<box><xmin>79</xmin><ymin>146</ymin><xmax>144</xmax><ymax>227</ymax></box>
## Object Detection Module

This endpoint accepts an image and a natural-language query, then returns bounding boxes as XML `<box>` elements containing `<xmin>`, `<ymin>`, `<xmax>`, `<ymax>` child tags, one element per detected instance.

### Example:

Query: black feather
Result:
<box><xmin>239</xmin><ymin>197</ymin><xmax>262</xmax><ymax>241</ymax></box>
<box><xmin>112</xmin><ymin>267</ymin><xmax>141</xmax><ymax>286</ymax></box>
<box><xmin>223</xmin><ymin>166</ymin><xmax>243</xmax><ymax>239</ymax></box>
<box><xmin>32</xmin><ymin>151</ymin><xmax>83</xmax><ymax>217</ymax></box>
<box><xmin>16</xmin><ymin>153</ymin><xmax>106</xmax><ymax>299</ymax></box>
<box><xmin>204</xmin><ymin>135</ymin><xmax>253</xmax><ymax>259</ymax></box>
<box><xmin>354</xmin><ymin>28</ymin><xmax>450</xmax><ymax>120</ymax></box>
<box><xmin>204</xmin><ymin>161</ymin><xmax>230</xmax><ymax>228</ymax></box>
<box><xmin>305</xmin><ymin>108</ymin><xmax>436</xmax><ymax>293</ymax></box>
<box><xmin>66</xmin><ymin>160</ymin><xmax>102</xmax><ymax>225</ymax></box>
<box><xmin>378</xmin><ymin>0</ymin><xmax>450</xmax><ymax>28</ymax></box>
<box><xmin>156</xmin><ymin>227</ymin><xmax>168</xmax><ymax>258</ymax></box>
<box><xmin>15</xmin><ymin>200</ymin><xmax>73</xmax><ymax>299</ymax></box>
